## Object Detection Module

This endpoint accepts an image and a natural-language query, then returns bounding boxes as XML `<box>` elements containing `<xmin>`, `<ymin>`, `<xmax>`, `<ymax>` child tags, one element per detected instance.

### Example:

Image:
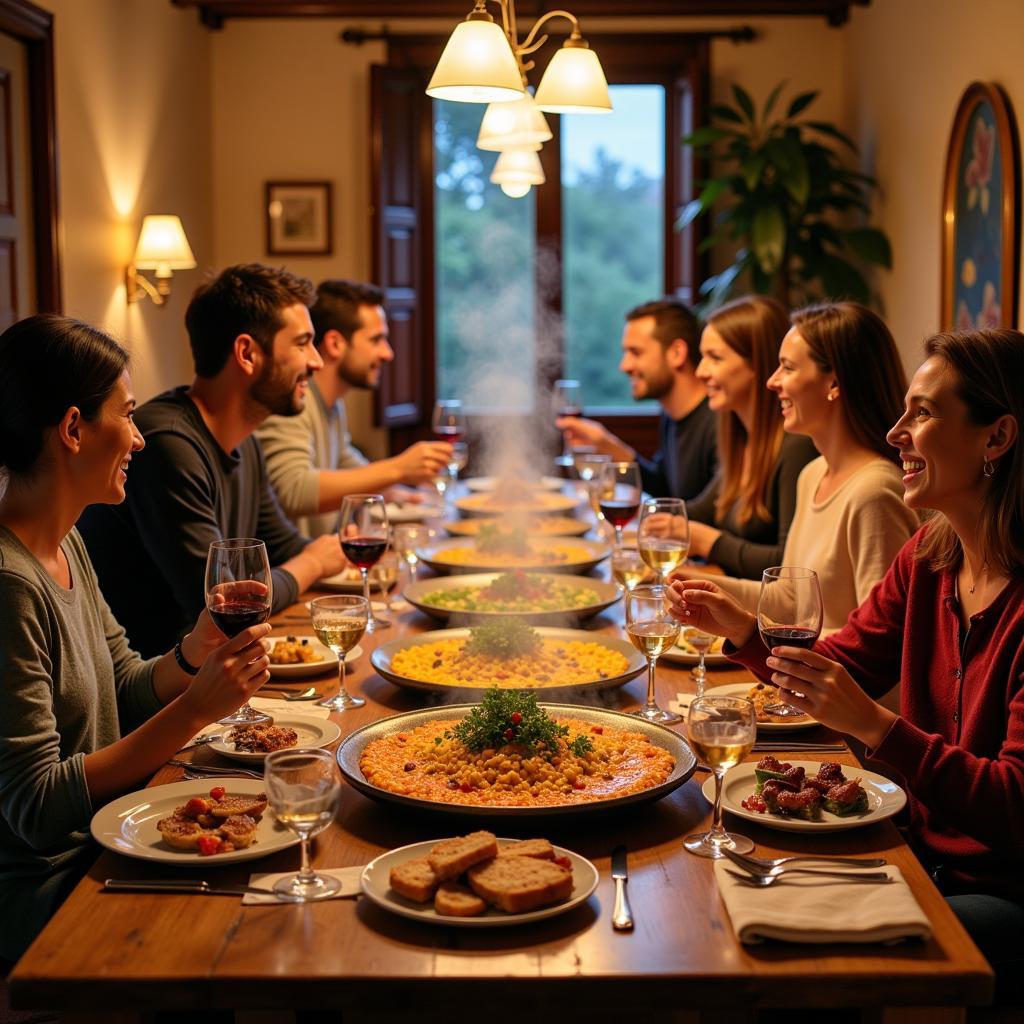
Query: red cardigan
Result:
<box><xmin>731</xmin><ymin>527</ymin><xmax>1024</xmax><ymax>902</ymax></box>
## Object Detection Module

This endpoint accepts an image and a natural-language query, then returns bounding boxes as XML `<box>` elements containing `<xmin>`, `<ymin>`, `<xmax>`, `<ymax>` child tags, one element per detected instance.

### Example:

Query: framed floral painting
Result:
<box><xmin>941</xmin><ymin>82</ymin><xmax>1020</xmax><ymax>330</ymax></box>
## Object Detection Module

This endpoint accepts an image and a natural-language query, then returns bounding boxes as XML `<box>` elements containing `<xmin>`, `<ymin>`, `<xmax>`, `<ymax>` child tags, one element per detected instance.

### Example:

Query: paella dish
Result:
<box><xmin>418</xmin><ymin>571</ymin><xmax>602</xmax><ymax>615</ymax></box>
<box><xmin>444</xmin><ymin>516</ymin><xmax>589</xmax><ymax>538</ymax></box>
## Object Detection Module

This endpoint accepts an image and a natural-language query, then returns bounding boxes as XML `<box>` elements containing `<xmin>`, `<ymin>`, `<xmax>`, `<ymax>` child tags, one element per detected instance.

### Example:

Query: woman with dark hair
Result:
<box><xmin>668</xmin><ymin>328</ymin><xmax>1024</xmax><ymax>999</ymax></box>
<box><xmin>676</xmin><ymin>302</ymin><xmax>920</xmax><ymax>632</ymax></box>
<box><xmin>684</xmin><ymin>295</ymin><xmax>818</xmax><ymax>578</ymax></box>
<box><xmin>0</xmin><ymin>315</ymin><xmax>272</xmax><ymax>965</ymax></box>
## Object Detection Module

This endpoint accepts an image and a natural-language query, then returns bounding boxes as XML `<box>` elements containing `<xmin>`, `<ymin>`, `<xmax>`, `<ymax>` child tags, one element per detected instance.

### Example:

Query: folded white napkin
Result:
<box><xmin>714</xmin><ymin>860</ymin><xmax>932</xmax><ymax>944</ymax></box>
<box><xmin>243</xmin><ymin>865</ymin><xmax>364</xmax><ymax>905</ymax></box>
<box><xmin>248</xmin><ymin>697</ymin><xmax>331</xmax><ymax>719</ymax></box>
<box><xmin>669</xmin><ymin>693</ymin><xmax>692</xmax><ymax>716</ymax></box>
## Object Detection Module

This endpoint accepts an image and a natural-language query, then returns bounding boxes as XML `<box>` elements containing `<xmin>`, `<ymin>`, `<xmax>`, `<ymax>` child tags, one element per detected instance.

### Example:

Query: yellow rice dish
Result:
<box><xmin>390</xmin><ymin>637</ymin><xmax>629</xmax><ymax>688</ymax></box>
<box><xmin>432</xmin><ymin>541</ymin><xmax>593</xmax><ymax>568</ymax></box>
<box><xmin>446</xmin><ymin>516</ymin><xmax>586</xmax><ymax>537</ymax></box>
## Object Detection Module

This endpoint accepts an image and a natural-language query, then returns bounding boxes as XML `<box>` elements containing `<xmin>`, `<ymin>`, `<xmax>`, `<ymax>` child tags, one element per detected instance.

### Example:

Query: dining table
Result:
<box><xmin>8</xmin><ymin>507</ymin><xmax>994</xmax><ymax>1024</ymax></box>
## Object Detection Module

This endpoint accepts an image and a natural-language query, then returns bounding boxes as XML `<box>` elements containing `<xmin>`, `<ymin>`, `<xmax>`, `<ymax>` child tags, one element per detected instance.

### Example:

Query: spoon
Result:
<box><xmin>262</xmin><ymin>686</ymin><xmax>318</xmax><ymax>701</ymax></box>
<box><xmin>723</xmin><ymin>868</ymin><xmax>891</xmax><ymax>887</ymax></box>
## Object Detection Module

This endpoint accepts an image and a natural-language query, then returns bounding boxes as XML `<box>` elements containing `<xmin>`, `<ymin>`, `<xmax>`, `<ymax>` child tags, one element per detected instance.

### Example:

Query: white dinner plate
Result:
<box><xmin>317</xmin><ymin>568</ymin><xmax>397</xmax><ymax>593</ymax></box>
<box><xmin>211</xmin><ymin>715</ymin><xmax>342</xmax><ymax>764</ymax></box>
<box><xmin>90</xmin><ymin>779</ymin><xmax>299</xmax><ymax>864</ymax></box>
<box><xmin>267</xmin><ymin>635</ymin><xmax>336</xmax><ymax>678</ymax></box>
<box><xmin>687</xmin><ymin>682</ymin><xmax>820</xmax><ymax>733</ymax></box>
<box><xmin>375</xmin><ymin>501</ymin><xmax>437</xmax><ymax>524</ymax></box>
<box><xmin>705</xmin><ymin>760</ymin><xmax>906</xmax><ymax>834</ymax></box>
<box><xmin>661</xmin><ymin>633</ymin><xmax>730</xmax><ymax>667</ymax></box>
<box><xmin>360</xmin><ymin>838</ymin><xmax>599</xmax><ymax>927</ymax></box>
<box><xmin>465</xmin><ymin>476</ymin><xmax>564</xmax><ymax>492</ymax></box>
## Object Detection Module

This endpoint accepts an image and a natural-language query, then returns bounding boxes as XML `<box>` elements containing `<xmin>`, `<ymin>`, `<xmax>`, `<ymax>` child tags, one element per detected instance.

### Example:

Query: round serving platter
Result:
<box><xmin>465</xmin><ymin>476</ymin><xmax>565</xmax><ymax>492</ymax></box>
<box><xmin>370</xmin><ymin>625</ymin><xmax>645</xmax><ymax>697</ymax></box>
<box><xmin>336</xmin><ymin>703</ymin><xmax>697</xmax><ymax>818</ymax></box>
<box><xmin>443</xmin><ymin>516</ymin><xmax>591</xmax><ymax>538</ymax></box>
<box><xmin>417</xmin><ymin>536</ymin><xmax>609</xmax><ymax>576</ymax></box>
<box><xmin>403</xmin><ymin>572</ymin><xmax>620</xmax><ymax>626</ymax></box>
<box><xmin>454</xmin><ymin>491</ymin><xmax>581</xmax><ymax>519</ymax></box>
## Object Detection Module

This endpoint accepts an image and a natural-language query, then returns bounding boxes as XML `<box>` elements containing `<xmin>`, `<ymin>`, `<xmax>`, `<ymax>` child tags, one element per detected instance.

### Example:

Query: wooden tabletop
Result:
<box><xmin>10</xmin><ymin>548</ymin><xmax>994</xmax><ymax>1022</ymax></box>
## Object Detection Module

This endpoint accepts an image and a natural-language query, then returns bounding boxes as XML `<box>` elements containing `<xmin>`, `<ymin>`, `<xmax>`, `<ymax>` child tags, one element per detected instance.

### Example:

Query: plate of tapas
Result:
<box><xmin>207</xmin><ymin>716</ymin><xmax>342</xmax><ymax>764</ymax></box>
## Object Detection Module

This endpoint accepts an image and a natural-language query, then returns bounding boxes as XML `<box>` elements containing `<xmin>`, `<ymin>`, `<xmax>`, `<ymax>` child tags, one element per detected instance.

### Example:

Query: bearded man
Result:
<box><xmin>78</xmin><ymin>263</ymin><xmax>347</xmax><ymax>656</ymax></box>
<box><xmin>556</xmin><ymin>298</ymin><xmax>717</xmax><ymax>500</ymax></box>
<box><xmin>257</xmin><ymin>279</ymin><xmax>451</xmax><ymax>536</ymax></box>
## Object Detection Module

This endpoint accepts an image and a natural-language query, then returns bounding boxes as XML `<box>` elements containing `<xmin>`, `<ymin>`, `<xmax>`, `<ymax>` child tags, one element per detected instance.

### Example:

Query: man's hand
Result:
<box><xmin>390</xmin><ymin>441</ymin><xmax>452</xmax><ymax>486</ymax></box>
<box><xmin>555</xmin><ymin>416</ymin><xmax>634</xmax><ymax>462</ymax></box>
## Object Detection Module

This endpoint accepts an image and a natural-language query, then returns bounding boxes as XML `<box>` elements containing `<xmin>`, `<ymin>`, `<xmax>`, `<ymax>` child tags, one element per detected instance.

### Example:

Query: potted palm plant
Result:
<box><xmin>681</xmin><ymin>83</ymin><xmax>892</xmax><ymax>309</ymax></box>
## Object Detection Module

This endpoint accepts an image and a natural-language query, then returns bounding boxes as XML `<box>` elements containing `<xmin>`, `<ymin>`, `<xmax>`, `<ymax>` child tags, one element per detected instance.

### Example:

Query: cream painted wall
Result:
<box><xmin>843</xmin><ymin>0</ymin><xmax>1024</xmax><ymax>371</ymax></box>
<box><xmin>41</xmin><ymin>0</ymin><xmax>211</xmax><ymax>402</ymax></box>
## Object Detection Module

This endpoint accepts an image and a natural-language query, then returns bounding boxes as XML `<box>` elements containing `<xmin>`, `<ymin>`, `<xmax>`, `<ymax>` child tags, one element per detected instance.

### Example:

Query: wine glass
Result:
<box><xmin>625</xmin><ymin>583</ymin><xmax>682</xmax><ymax>724</ymax></box>
<box><xmin>264</xmin><ymin>748</ymin><xmax>343</xmax><ymax>901</ymax></box>
<box><xmin>756</xmin><ymin>566</ymin><xmax>823</xmax><ymax>718</ymax></box>
<box><xmin>310</xmin><ymin>595</ymin><xmax>368</xmax><ymax>710</ymax></box>
<box><xmin>553</xmin><ymin>378</ymin><xmax>582</xmax><ymax>468</ymax></box>
<box><xmin>205</xmin><ymin>538</ymin><xmax>272</xmax><ymax>727</ymax></box>
<box><xmin>339</xmin><ymin>494</ymin><xmax>390</xmax><ymax>632</ymax></box>
<box><xmin>599</xmin><ymin>461</ymin><xmax>642</xmax><ymax>548</ymax></box>
<box><xmin>637</xmin><ymin>497</ymin><xmax>690</xmax><ymax>584</ymax></box>
<box><xmin>394</xmin><ymin>523</ymin><xmax>437</xmax><ymax>584</ymax></box>
<box><xmin>450</xmin><ymin>440</ymin><xmax>469</xmax><ymax>483</ymax></box>
<box><xmin>610</xmin><ymin>547</ymin><xmax>648</xmax><ymax>594</ymax></box>
<box><xmin>432</xmin><ymin>400</ymin><xmax>465</xmax><ymax>446</ymax></box>
<box><xmin>684</xmin><ymin>694</ymin><xmax>757</xmax><ymax>858</ymax></box>
<box><xmin>682</xmin><ymin>626</ymin><xmax>717</xmax><ymax>698</ymax></box>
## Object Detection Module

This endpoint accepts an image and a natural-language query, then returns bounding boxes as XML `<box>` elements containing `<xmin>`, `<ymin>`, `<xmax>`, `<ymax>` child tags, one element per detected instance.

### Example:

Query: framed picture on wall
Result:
<box><xmin>941</xmin><ymin>82</ymin><xmax>1020</xmax><ymax>330</ymax></box>
<box><xmin>265</xmin><ymin>181</ymin><xmax>333</xmax><ymax>256</ymax></box>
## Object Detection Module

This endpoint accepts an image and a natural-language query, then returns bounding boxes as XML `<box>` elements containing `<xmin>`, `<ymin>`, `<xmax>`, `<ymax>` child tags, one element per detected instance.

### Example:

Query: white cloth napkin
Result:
<box><xmin>714</xmin><ymin>860</ymin><xmax>932</xmax><ymax>944</ymax></box>
<box><xmin>669</xmin><ymin>693</ymin><xmax>692</xmax><ymax>716</ymax></box>
<box><xmin>242</xmin><ymin>866</ymin><xmax>364</xmax><ymax>904</ymax></box>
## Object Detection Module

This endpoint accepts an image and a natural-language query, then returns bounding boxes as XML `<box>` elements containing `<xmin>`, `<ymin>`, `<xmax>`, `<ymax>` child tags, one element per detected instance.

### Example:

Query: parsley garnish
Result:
<box><xmin>464</xmin><ymin>617</ymin><xmax>542</xmax><ymax>660</ymax></box>
<box><xmin>476</xmin><ymin>523</ymin><xmax>530</xmax><ymax>555</ymax></box>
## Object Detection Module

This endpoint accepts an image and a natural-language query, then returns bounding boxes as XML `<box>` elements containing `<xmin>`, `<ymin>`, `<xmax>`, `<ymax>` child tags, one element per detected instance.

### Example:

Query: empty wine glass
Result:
<box><xmin>339</xmin><ymin>494</ymin><xmax>390</xmax><ymax>632</ymax></box>
<box><xmin>394</xmin><ymin>523</ymin><xmax>437</xmax><ymax>584</ymax></box>
<box><xmin>625</xmin><ymin>583</ymin><xmax>682</xmax><ymax>724</ymax></box>
<box><xmin>682</xmin><ymin>626</ymin><xmax>717</xmax><ymax>698</ymax></box>
<box><xmin>684</xmin><ymin>694</ymin><xmax>757</xmax><ymax>858</ymax></box>
<box><xmin>310</xmin><ymin>595</ymin><xmax>369</xmax><ymax>710</ymax></box>
<box><xmin>265</xmin><ymin>748</ymin><xmax>343</xmax><ymax>901</ymax></box>
<box><xmin>757</xmin><ymin>566</ymin><xmax>823</xmax><ymax>717</ymax></box>
<box><xmin>599</xmin><ymin>461</ymin><xmax>642</xmax><ymax>548</ymax></box>
<box><xmin>637</xmin><ymin>497</ymin><xmax>690</xmax><ymax>584</ymax></box>
<box><xmin>205</xmin><ymin>538</ymin><xmax>272</xmax><ymax>727</ymax></box>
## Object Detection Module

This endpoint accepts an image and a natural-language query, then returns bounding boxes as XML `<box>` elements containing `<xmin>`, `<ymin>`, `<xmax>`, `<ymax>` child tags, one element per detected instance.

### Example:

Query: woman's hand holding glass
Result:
<box><xmin>665</xmin><ymin>575</ymin><xmax>756</xmax><ymax>648</ymax></box>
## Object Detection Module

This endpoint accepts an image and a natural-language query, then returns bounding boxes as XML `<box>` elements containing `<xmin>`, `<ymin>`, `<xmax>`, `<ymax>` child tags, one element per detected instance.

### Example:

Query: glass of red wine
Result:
<box><xmin>432</xmin><ymin>399</ymin><xmax>467</xmax><ymax>490</ymax></box>
<box><xmin>553</xmin><ymin>378</ymin><xmax>582</xmax><ymax>469</ymax></box>
<box><xmin>205</xmin><ymin>538</ymin><xmax>273</xmax><ymax>726</ymax></box>
<box><xmin>339</xmin><ymin>494</ymin><xmax>391</xmax><ymax>633</ymax></box>
<box><xmin>756</xmin><ymin>566</ymin><xmax>823</xmax><ymax>718</ymax></box>
<box><xmin>599</xmin><ymin>460</ymin><xmax>642</xmax><ymax>549</ymax></box>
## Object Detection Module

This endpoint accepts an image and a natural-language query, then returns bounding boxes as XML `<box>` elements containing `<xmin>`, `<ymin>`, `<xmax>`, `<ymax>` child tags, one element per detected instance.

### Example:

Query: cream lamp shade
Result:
<box><xmin>500</xmin><ymin>182</ymin><xmax>533</xmax><ymax>198</ymax></box>
<box><xmin>427</xmin><ymin>17</ymin><xmax>525</xmax><ymax>104</ymax></box>
<box><xmin>490</xmin><ymin>147</ymin><xmax>545</xmax><ymax>190</ymax></box>
<box><xmin>477</xmin><ymin>93</ymin><xmax>552</xmax><ymax>151</ymax></box>
<box><xmin>133</xmin><ymin>216</ymin><xmax>197</xmax><ymax>276</ymax></box>
<box><xmin>534</xmin><ymin>41</ymin><xmax>612</xmax><ymax>114</ymax></box>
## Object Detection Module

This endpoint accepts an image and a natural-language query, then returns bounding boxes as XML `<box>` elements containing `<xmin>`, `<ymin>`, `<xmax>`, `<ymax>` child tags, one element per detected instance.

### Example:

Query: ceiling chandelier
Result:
<box><xmin>427</xmin><ymin>1</ymin><xmax>612</xmax><ymax>198</ymax></box>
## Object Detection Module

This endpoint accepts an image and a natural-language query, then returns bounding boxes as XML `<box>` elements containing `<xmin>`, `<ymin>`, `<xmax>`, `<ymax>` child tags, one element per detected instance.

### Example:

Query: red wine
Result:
<box><xmin>599</xmin><ymin>499</ymin><xmax>639</xmax><ymax>528</ymax></box>
<box><xmin>434</xmin><ymin>427</ymin><xmax>462</xmax><ymax>445</ymax></box>
<box><xmin>342</xmin><ymin>536</ymin><xmax>388</xmax><ymax>569</ymax></box>
<box><xmin>210</xmin><ymin>600</ymin><xmax>270</xmax><ymax>638</ymax></box>
<box><xmin>558</xmin><ymin>405</ymin><xmax>582</xmax><ymax>419</ymax></box>
<box><xmin>760</xmin><ymin>626</ymin><xmax>819</xmax><ymax>650</ymax></box>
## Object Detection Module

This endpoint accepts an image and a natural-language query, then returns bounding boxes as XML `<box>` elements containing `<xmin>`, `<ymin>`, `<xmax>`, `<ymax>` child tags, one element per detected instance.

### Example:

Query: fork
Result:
<box><xmin>722</xmin><ymin>847</ymin><xmax>886</xmax><ymax>874</ymax></box>
<box><xmin>724</xmin><ymin>867</ymin><xmax>891</xmax><ymax>887</ymax></box>
<box><xmin>169</xmin><ymin>759</ymin><xmax>264</xmax><ymax>780</ymax></box>
<box><xmin>182</xmin><ymin>767</ymin><xmax>265</xmax><ymax>782</ymax></box>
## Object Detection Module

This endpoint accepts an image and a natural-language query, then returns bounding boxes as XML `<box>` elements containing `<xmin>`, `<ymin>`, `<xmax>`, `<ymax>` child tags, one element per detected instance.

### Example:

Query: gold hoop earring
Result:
<box><xmin>983</xmin><ymin>455</ymin><xmax>995</xmax><ymax>478</ymax></box>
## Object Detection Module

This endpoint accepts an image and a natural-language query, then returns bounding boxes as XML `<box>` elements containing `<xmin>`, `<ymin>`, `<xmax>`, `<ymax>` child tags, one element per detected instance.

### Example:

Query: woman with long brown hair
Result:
<box><xmin>685</xmin><ymin>295</ymin><xmax>817</xmax><ymax>577</ymax></box>
<box><xmin>669</xmin><ymin>328</ymin><xmax>1024</xmax><ymax>1000</ymax></box>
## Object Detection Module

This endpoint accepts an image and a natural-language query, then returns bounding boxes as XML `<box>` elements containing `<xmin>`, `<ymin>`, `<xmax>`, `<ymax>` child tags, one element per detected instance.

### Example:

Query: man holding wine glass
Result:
<box><xmin>258</xmin><ymin>279</ymin><xmax>453</xmax><ymax>536</ymax></box>
<box><xmin>79</xmin><ymin>264</ymin><xmax>350</xmax><ymax>656</ymax></box>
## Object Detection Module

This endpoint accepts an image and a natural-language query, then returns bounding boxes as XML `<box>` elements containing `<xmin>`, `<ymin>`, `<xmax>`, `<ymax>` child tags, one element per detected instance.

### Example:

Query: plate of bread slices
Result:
<box><xmin>361</xmin><ymin>830</ymin><xmax>599</xmax><ymax>926</ymax></box>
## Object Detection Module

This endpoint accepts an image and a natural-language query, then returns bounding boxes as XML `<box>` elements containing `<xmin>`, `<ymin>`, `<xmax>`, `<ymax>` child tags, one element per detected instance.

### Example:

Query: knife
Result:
<box><xmin>103</xmin><ymin>878</ymin><xmax>276</xmax><ymax>897</ymax></box>
<box><xmin>610</xmin><ymin>845</ymin><xmax>634</xmax><ymax>931</ymax></box>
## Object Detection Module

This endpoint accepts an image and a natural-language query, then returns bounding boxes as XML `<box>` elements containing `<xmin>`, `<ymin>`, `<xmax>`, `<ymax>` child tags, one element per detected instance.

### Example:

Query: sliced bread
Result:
<box><xmin>467</xmin><ymin>854</ymin><xmax>573</xmax><ymax>913</ymax></box>
<box><xmin>389</xmin><ymin>857</ymin><xmax>439</xmax><ymax>903</ymax></box>
<box><xmin>497</xmin><ymin>839</ymin><xmax>555</xmax><ymax>861</ymax></box>
<box><xmin>427</xmin><ymin>831</ymin><xmax>499</xmax><ymax>880</ymax></box>
<box><xmin>434</xmin><ymin>881</ymin><xmax>487</xmax><ymax>917</ymax></box>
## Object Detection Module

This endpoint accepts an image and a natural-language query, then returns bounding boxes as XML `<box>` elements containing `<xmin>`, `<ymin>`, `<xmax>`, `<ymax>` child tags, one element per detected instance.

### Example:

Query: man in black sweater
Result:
<box><xmin>79</xmin><ymin>263</ymin><xmax>347</xmax><ymax>656</ymax></box>
<box><xmin>557</xmin><ymin>298</ymin><xmax>717</xmax><ymax>500</ymax></box>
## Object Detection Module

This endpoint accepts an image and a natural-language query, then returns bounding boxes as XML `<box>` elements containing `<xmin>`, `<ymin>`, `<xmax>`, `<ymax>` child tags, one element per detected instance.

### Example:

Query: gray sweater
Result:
<box><xmin>0</xmin><ymin>527</ymin><xmax>161</xmax><ymax>960</ymax></box>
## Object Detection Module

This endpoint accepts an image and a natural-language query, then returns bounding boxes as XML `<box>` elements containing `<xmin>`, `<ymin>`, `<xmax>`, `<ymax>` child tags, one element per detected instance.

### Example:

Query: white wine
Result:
<box><xmin>688</xmin><ymin>736</ymin><xmax>754</xmax><ymax>771</ymax></box>
<box><xmin>612</xmin><ymin>556</ymin><xmax>647</xmax><ymax>592</ymax></box>
<box><xmin>639</xmin><ymin>539</ymin><xmax>689</xmax><ymax>575</ymax></box>
<box><xmin>627</xmin><ymin>620</ymin><xmax>681</xmax><ymax>658</ymax></box>
<box><xmin>314</xmin><ymin>620</ymin><xmax>365</xmax><ymax>655</ymax></box>
<box><xmin>275</xmin><ymin>807</ymin><xmax>335</xmax><ymax>834</ymax></box>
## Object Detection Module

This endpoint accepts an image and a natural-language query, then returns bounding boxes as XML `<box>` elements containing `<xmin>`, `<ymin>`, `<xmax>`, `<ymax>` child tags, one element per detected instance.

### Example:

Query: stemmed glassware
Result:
<box><xmin>310</xmin><ymin>595</ymin><xmax>368</xmax><ymax>710</ymax></box>
<box><xmin>205</xmin><ymin>538</ymin><xmax>272</xmax><ymax>726</ymax></box>
<box><xmin>431</xmin><ymin>399</ymin><xmax>465</xmax><ymax>446</ymax></box>
<box><xmin>264</xmin><ymin>748</ymin><xmax>343</xmax><ymax>901</ymax></box>
<box><xmin>553</xmin><ymin>378</ymin><xmax>582</xmax><ymax>468</ymax></box>
<box><xmin>637</xmin><ymin>497</ymin><xmax>690</xmax><ymax>584</ymax></box>
<box><xmin>394</xmin><ymin>523</ymin><xmax>437</xmax><ymax>584</ymax></box>
<box><xmin>610</xmin><ymin>546</ymin><xmax>648</xmax><ymax>594</ymax></box>
<box><xmin>599</xmin><ymin>461</ymin><xmax>642</xmax><ymax>548</ymax></box>
<box><xmin>756</xmin><ymin>566</ymin><xmax>823</xmax><ymax>717</ymax></box>
<box><xmin>625</xmin><ymin>583</ymin><xmax>682</xmax><ymax>725</ymax></box>
<box><xmin>339</xmin><ymin>494</ymin><xmax>390</xmax><ymax>632</ymax></box>
<box><xmin>683</xmin><ymin>626</ymin><xmax>717</xmax><ymax>698</ymax></box>
<box><xmin>684</xmin><ymin>694</ymin><xmax>757</xmax><ymax>858</ymax></box>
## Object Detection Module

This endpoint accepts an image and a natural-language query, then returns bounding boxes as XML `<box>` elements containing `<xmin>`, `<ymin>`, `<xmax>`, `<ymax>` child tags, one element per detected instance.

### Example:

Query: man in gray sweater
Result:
<box><xmin>257</xmin><ymin>279</ymin><xmax>452</xmax><ymax>535</ymax></box>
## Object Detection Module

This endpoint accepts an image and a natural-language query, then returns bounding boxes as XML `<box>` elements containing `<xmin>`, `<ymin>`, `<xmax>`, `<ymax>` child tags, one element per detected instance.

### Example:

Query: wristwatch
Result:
<box><xmin>173</xmin><ymin>637</ymin><xmax>201</xmax><ymax>676</ymax></box>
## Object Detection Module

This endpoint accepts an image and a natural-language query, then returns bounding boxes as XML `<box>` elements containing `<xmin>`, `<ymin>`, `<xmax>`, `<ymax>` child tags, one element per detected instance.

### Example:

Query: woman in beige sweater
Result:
<box><xmin>675</xmin><ymin>302</ymin><xmax>919</xmax><ymax>633</ymax></box>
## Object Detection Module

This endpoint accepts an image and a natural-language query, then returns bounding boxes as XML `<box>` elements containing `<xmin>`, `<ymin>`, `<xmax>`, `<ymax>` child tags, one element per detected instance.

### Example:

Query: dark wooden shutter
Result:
<box><xmin>370</xmin><ymin>63</ymin><xmax>430</xmax><ymax>441</ymax></box>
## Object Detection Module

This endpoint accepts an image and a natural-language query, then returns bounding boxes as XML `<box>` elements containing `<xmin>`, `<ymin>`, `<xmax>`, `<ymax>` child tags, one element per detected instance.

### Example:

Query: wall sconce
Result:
<box><xmin>125</xmin><ymin>215</ymin><xmax>196</xmax><ymax>306</ymax></box>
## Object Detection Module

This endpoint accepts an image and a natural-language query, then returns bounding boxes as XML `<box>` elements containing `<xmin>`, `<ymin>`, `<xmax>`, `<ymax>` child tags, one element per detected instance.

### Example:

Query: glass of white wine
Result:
<box><xmin>625</xmin><ymin>583</ymin><xmax>682</xmax><ymax>724</ymax></box>
<box><xmin>310</xmin><ymin>595</ymin><xmax>368</xmax><ymax>711</ymax></box>
<box><xmin>684</xmin><ymin>694</ymin><xmax>756</xmax><ymax>858</ymax></box>
<box><xmin>683</xmin><ymin>625</ymin><xmax>717</xmax><ymax>698</ymax></box>
<box><xmin>264</xmin><ymin>748</ymin><xmax>343</xmax><ymax>902</ymax></box>
<box><xmin>611</xmin><ymin>547</ymin><xmax>648</xmax><ymax>594</ymax></box>
<box><xmin>637</xmin><ymin>497</ymin><xmax>690</xmax><ymax>583</ymax></box>
<box><xmin>394</xmin><ymin>524</ymin><xmax>437</xmax><ymax>584</ymax></box>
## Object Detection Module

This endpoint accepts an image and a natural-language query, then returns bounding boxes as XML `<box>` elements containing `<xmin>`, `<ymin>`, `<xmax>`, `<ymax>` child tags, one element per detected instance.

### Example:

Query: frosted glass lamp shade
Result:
<box><xmin>534</xmin><ymin>43</ymin><xmax>612</xmax><ymax>114</ymax></box>
<box><xmin>477</xmin><ymin>94</ymin><xmax>552</xmax><ymax>151</ymax></box>
<box><xmin>490</xmin><ymin>147</ymin><xmax>545</xmax><ymax>188</ymax></box>
<box><xmin>500</xmin><ymin>182</ymin><xmax>532</xmax><ymax>198</ymax></box>
<box><xmin>427</xmin><ymin>19</ymin><xmax>525</xmax><ymax>104</ymax></box>
<box><xmin>133</xmin><ymin>216</ymin><xmax>196</xmax><ymax>275</ymax></box>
